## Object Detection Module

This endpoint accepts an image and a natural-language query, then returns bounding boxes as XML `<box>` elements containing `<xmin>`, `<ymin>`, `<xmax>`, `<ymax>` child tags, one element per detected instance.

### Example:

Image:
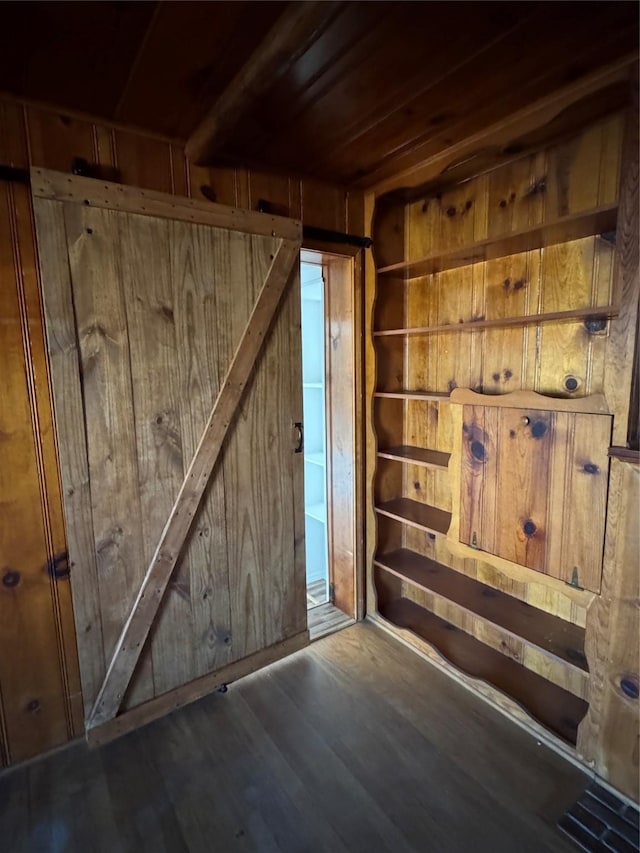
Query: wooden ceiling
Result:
<box><xmin>0</xmin><ymin>1</ymin><xmax>637</xmax><ymax>189</ymax></box>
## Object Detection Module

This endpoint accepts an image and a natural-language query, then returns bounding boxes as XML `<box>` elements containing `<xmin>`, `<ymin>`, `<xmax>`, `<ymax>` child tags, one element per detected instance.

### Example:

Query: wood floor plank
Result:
<box><xmin>0</xmin><ymin>623</ymin><xmax>585</xmax><ymax>853</ymax></box>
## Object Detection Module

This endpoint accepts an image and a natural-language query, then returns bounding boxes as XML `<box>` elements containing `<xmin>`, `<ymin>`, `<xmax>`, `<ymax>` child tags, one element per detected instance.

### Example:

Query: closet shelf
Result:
<box><xmin>376</xmin><ymin>203</ymin><xmax>618</xmax><ymax>279</ymax></box>
<box><xmin>304</xmin><ymin>452</ymin><xmax>325</xmax><ymax>467</ymax></box>
<box><xmin>305</xmin><ymin>502</ymin><xmax>326</xmax><ymax>523</ymax></box>
<box><xmin>375</xmin><ymin>549</ymin><xmax>587</xmax><ymax>672</ymax></box>
<box><xmin>375</xmin><ymin>498</ymin><xmax>451</xmax><ymax>536</ymax></box>
<box><xmin>378</xmin><ymin>597</ymin><xmax>588</xmax><ymax>745</ymax></box>
<box><xmin>303</xmin><ymin>381</ymin><xmax>323</xmax><ymax>389</ymax></box>
<box><xmin>374</xmin><ymin>390</ymin><xmax>450</xmax><ymax>401</ymax></box>
<box><xmin>377</xmin><ymin>446</ymin><xmax>450</xmax><ymax>469</ymax></box>
<box><xmin>373</xmin><ymin>305</ymin><xmax>619</xmax><ymax>337</ymax></box>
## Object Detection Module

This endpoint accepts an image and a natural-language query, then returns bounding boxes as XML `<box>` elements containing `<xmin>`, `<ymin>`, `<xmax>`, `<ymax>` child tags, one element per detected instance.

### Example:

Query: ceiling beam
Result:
<box><xmin>185</xmin><ymin>1</ymin><xmax>339</xmax><ymax>166</ymax></box>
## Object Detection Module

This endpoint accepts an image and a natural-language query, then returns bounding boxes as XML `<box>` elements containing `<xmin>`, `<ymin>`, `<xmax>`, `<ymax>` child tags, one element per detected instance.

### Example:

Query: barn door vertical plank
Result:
<box><xmin>88</xmin><ymin>236</ymin><xmax>299</xmax><ymax>727</ymax></box>
<box><xmin>269</xmin><ymin>258</ymin><xmax>305</xmax><ymax>640</ymax></box>
<box><xmin>32</xmin><ymin>197</ymin><xmax>106</xmax><ymax>722</ymax></box>
<box><xmin>170</xmin><ymin>221</ymin><xmax>232</xmax><ymax>677</ymax></box>
<box><xmin>198</xmin><ymin>230</ymin><xmax>262</xmax><ymax>662</ymax></box>
<box><xmin>118</xmin><ymin>214</ymin><xmax>195</xmax><ymax>695</ymax></box>
<box><xmin>63</xmin><ymin>204</ymin><xmax>155</xmax><ymax>710</ymax></box>
<box><xmin>220</xmin><ymin>233</ymin><xmax>298</xmax><ymax>659</ymax></box>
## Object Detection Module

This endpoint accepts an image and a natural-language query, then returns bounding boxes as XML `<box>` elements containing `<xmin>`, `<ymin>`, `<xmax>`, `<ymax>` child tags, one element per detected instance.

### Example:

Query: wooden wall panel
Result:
<box><xmin>0</xmin><ymin>94</ymin><xmax>364</xmax><ymax>766</ymax></box>
<box><xmin>370</xmin><ymin>91</ymin><xmax>639</xmax><ymax>794</ymax></box>
<box><xmin>0</xmin><ymin>184</ymin><xmax>80</xmax><ymax>765</ymax></box>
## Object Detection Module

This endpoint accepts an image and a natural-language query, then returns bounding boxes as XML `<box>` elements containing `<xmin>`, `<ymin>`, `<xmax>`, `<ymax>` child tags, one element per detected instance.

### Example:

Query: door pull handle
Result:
<box><xmin>294</xmin><ymin>422</ymin><xmax>304</xmax><ymax>453</ymax></box>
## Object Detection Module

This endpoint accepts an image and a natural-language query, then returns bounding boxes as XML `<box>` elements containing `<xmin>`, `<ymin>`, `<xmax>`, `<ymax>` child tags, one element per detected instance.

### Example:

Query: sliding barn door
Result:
<box><xmin>31</xmin><ymin>169</ymin><xmax>306</xmax><ymax>742</ymax></box>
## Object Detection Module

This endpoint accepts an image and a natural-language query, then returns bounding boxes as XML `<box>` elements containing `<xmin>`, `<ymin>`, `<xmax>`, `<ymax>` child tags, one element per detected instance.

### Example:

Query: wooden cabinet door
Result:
<box><xmin>31</xmin><ymin>169</ymin><xmax>307</xmax><ymax>742</ymax></box>
<box><xmin>460</xmin><ymin>404</ymin><xmax>612</xmax><ymax>593</ymax></box>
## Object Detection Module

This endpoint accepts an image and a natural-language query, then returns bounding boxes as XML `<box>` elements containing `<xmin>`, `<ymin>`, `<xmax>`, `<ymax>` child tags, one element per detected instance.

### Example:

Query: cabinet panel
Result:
<box><xmin>460</xmin><ymin>403</ymin><xmax>611</xmax><ymax>592</ymax></box>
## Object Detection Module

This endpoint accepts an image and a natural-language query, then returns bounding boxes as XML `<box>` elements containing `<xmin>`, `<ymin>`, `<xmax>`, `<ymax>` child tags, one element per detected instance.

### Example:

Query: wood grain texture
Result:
<box><xmin>577</xmin><ymin>81</ymin><xmax>640</xmax><ymax>800</ymax></box>
<box><xmin>31</xmin><ymin>199</ymin><xmax>106</xmax><ymax>723</ymax></box>
<box><xmin>30</xmin><ymin>168</ymin><xmax>302</xmax><ymax>242</ymax></box>
<box><xmin>64</xmin><ymin>204</ymin><xmax>156</xmax><ymax>713</ymax></box>
<box><xmin>118</xmin><ymin>214</ymin><xmax>194</xmax><ymax>696</ymax></box>
<box><xmin>0</xmin><ymin>93</ymin><xmax>361</xmax><ymax>767</ymax></box>
<box><xmin>89</xmin><ymin>237</ymin><xmax>300</xmax><ymax>727</ymax></box>
<box><xmin>369</xmin><ymin>113</ymin><xmax>629</xmax><ymax>760</ymax></box>
<box><xmin>377</xmin><ymin>597</ymin><xmax>587</xmax><ymax>745</ymax></box>
<box><xmin>325</xmin><ymin>254</ymin><xmax>357</xmax><ymax>618</ymax></box>
<box><xmin>33</xmin><ymin>169</ymin><xmax>307</xmax><ymax>740</ymax></box>
<box><xmin>11</xmin><ymin>184</ymin><xmax>84</xmax><ymax>738</ymax></box>
<box><xmin>0</xmin><ymin>188</ymin><xmax>73</xmax><ymax>764</ymax></box>
<box><xmin>0</xmin><ymin>622</ymin><xmax>588</xmax><ymax>853</ymax></box>
<box><xmin>456</xmin><ymin>399</ymin><xmax>611</xmax><ymax>592</ymax></box>
<box><xmin>450</xmin><ymin>388</ymin><xmax>610</xmax><ymax>414</ymax></box>
<box><xmin>375</xmin><ymin>550</ymin><xmax>588</xmax><ymax>682</ymax></box>
<box><xmin>186</xmin><ymin>1</ymin><xmax>338</xmax><ymax>164</ymax></box>
<box><xmin>378</xmin><ymin>204</ymin><xmax>618</xmax><ymax>279</ymax></box>
<box><xmin>578</xmin><ymin>460</ymin><xmax>640</xmax><ymax>800</ymax></box>
<box><xmin>169</xmin><ymin>221</ymin><xmax>232</xmax><ymax>680</ymax></box>
<box><xmin>87</xmin><ymin>631</ymin><xmax>309</xmax><ymax>749</ymax></box>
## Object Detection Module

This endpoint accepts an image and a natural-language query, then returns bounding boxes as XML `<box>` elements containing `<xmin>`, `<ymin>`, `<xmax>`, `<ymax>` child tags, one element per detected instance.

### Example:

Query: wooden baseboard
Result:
<box><xmin>86</xmin><ymin>631</ymin><xmax>309</xmax><ymax>748</ymax></box>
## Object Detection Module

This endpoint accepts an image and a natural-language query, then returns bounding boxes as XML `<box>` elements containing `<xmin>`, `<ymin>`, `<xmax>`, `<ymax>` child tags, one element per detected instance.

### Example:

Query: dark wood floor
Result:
<box><xmin>0</xmin><ymin>622</ymin><xmax>587</xmax><ymax>853</ymax></box>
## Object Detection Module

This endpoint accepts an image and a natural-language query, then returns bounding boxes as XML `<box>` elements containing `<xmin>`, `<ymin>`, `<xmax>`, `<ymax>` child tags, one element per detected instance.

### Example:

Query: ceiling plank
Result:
<box><xmin>185</xmin><ymin>1</ymin><xmax>341</xmax><ymax>165</ymax></box>
<box><xmin>369</xmin><ymin>55</ymin><xmax>636</xmax><ymax>198</ymax></box>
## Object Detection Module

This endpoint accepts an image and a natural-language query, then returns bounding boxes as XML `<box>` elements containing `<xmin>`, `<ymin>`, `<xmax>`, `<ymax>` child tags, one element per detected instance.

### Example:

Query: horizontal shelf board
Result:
<box><xmin>377</xmin><ymin>203</ymin><xmax>618</xmax><ymax>279</ymax></box>
<box><xmin>375</xmin><ymin>498</ymin><xmax>451</xmax><ymax>536</ymax></box>
<box><xmin>379</xmin><ymin>597</ymin><xmax>588</xmax><ymax>745</ymax></box>
<box><xmin>608</xmin><ymin>446</ymin><xmax>640</xmax><ymax>463</ymax></box>
<box><xmin>375</xmin><ymin>549</ymin><xmax>587</xmax><ymax>672</ymax></box>
<box><xmin>304</xmin><ymin>452</ymin><xmax>325</xmax><ymax>466</ymax></box>
<box><xmin>305</xmin><ymin>503</ymin><xmax>326</xmax><ymax>523</ymax></box>
<box><xmin>377</xmin><ymin>446</ymin><xmax>450</xmax><ymax>469</ymax></box>
<box><xmin>303</xmin><ymin>382</ymin><xmax>323</xmax><ymax>389</ymax></box>
<box><xmin>374</xmin><ymin>390</ymin><xmax>450</xmax><ymax>401</ymax></box>
<box><xmin>373</xmin><ymin>305</ymin><xmax>619</xmax><ymax>337</ymax></box>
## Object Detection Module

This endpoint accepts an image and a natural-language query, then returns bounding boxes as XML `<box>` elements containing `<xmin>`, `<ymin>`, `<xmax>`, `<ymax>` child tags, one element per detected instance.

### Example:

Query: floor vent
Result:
<box><xmin>559</xmin><ymin>781</ymin><xmax>639</xmax><ymax>852</ymax></box>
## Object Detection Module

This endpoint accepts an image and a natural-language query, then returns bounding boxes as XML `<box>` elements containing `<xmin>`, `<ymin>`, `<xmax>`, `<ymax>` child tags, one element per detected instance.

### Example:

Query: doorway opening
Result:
<box><xmin>301</xmin><ymin>259</ymin><xmax>329</xmax><ymax>607</ymax></box>
<box><xmin>300</xmin><ymin>248</ymin><xmax>359</xmax><ymax>637</ymax></box>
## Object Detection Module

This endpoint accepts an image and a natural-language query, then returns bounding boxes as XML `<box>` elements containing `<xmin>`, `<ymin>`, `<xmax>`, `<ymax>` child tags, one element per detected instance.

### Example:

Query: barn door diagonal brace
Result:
<box><xmin>87</xmin><ymin>236</ymin><xmax>300</xmax><ymax>730</ymax></box>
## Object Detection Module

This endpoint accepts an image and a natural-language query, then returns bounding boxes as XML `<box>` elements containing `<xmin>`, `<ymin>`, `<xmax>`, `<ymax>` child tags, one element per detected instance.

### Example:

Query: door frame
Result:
<box><xmin>301</xmin><ymin>242</ymin><xmax>365</xmax><ymax>621</ymax></box>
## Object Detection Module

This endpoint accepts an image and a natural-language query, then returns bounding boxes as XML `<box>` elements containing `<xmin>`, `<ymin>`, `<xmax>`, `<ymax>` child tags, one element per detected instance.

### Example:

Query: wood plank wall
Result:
<box><xmin>369</xmin><ymin>100</ymin><xmax>640</xmax><ymax>798</ymax></box>
<box><xmin>0</xmin><ymin>95</ymin><xmax>364</xmax><ymax>767</ymax></box>
<box><xmin>374</xmin><ymin>113</ymin><xmax>624</xmax><ymax>632</ymax></box>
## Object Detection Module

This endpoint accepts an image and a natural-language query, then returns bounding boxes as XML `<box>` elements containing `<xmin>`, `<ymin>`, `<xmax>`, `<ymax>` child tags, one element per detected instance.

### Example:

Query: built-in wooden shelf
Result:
<box><xmin>375</xmin><ymin>549</ymin><xmax>587</xmax><ymax>672</ymax></box>
<box><xmin>374</xmin><ymin>390</ymin><xmax>450</xmax><ymax>401</ymax></box>
<box><xmin>378</xmin><ymin>597</ymin><xmax>588</xmax><ymax>745</ymax></box>
<box><xmin>377</xmin><ymin>446</ymin><xmax>450</xmax><ymax>469</ymax></box>
<box><xmin>373</xmin><ymin>305</ymin><xmax>619</xmax><ymax>337</ymax></box>
<box><xmin>303</xmin><ymin>381</ymin><xmax>323</xmax><ymax>389</ymax></box>
<box><xmin>376</xmin><ymin>203</ymin><xmax>618</xmax><ymax>280</ymax></box>
<box><xmin>375</xmin><ymin>498</ymin><xmax>451</xmax><ymax>536</ymax></box>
